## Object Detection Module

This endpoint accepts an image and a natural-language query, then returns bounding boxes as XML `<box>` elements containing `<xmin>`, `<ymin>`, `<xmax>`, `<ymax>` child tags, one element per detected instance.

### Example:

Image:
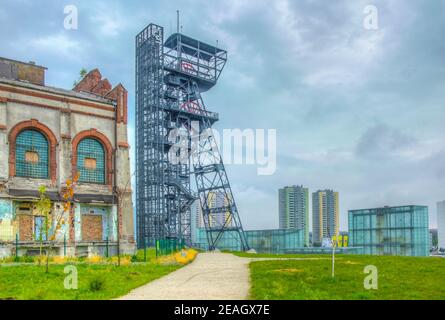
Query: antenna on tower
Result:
<box><xmin>177</xmin><ymin>10</ymin><xmax>180</xmax><ymax>34</ymax></box>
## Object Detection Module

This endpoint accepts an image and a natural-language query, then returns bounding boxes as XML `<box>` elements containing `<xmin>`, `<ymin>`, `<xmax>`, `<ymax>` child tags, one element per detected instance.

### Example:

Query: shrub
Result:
<box><xmin>156</xmin><ymin>255</ymin><xmax>177</xmax><ymax>265</ymax></box>
<box><xmin>111</xmin><ymin>256</ymin><xmax>132</xmax><ymax>266</ymax></box>
<box><xmin>53</xmin><ymin>256</ymin><xmax>69</xmax><ymax>264</ymax></box>
<box><xmin>33</xmin><ymin>255</ymin><xmax>52</xmax><ymax>264</ymax></box>
<box><xmin>86</xmin><ymin>255</ymin><xmax>105</xmax><ymax>264</ymax></box>
<box><xmin>174</xmin><ymin>249</ymin><xmax>198</xmax><ymax>265</ymax></box>
<box><xmin>88</xmin><ymin>276</ymin><xmax>106</xmax><ymax>292</ymax></box>
<box><xmin>0</xmin><ymin>255</ymin><xmax>35</xmax><ymax>264</ymax></box>
<box><xmin>22</xmin><ymin>255</ymin><xmax>35</xmax><ymax>263</ymax></box>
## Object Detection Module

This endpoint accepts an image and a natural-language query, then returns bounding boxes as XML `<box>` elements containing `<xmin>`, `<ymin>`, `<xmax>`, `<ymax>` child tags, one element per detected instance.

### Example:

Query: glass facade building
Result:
<box><xmin>348</xmin><ymin>206</ymin><xmax>429</xmax><ymax>256</ymax></box>
<box><xmin>193</xmin><ymin>228</ymin><xmax>305</xmax><ymax>253</ymax></box>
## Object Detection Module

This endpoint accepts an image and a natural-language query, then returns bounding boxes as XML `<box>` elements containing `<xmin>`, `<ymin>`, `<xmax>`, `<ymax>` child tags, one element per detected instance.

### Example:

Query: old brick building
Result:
<box><xmin>0</xmin><ymin>57</ymin><xmax>135</xmax><ymax>257</ymax></box>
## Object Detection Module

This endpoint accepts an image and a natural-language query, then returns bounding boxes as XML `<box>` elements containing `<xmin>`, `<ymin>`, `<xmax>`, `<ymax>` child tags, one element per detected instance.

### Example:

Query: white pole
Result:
<box><xmin>331</xmin><ymin>240</ymin><xmax>335</xmax><ymax>278</ymax></box>
<box><xmin>332</xmin><ymin>236</ymin><xmax>336</xmax><ymax>278</ymax></box>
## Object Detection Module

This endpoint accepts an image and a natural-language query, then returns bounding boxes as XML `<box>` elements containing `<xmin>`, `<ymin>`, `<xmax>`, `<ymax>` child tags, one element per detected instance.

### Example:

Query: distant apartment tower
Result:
<box><xmin>312</xmin><ymin>190</ymin><xmax>339</xmax><ymax>245</ymax></box>
<box><xmin>193</xmin><ymin>192</ymin><xmax>231</xmax><ymax>230</ymax></box>
<box><xmin>208</xmin><ymin>192</ymin><xmax>232</xmax><ymax>228</ymax></box>
<box><xmin>349</xmin><ymin>205</ymin><xmax>429</xmax><ymax>256</ymax></box>
<box><xmin>190</xmin><ymin>200</ymin><xmax>202</xmax><ymax>244</ymax></box>
<box><xmin>437</xmin><ymin>201</ymin><xmax>445</xmax><ymax>250</ymax></box>
<box><xmin>192</xmin><ymin>200</ymin><xmax>205</xmax><ymax>229</ymax></box>
<box><xmin>279</xmin><ymin>186</ymin><xmax>309</xmax><ymax>246</ymax></box>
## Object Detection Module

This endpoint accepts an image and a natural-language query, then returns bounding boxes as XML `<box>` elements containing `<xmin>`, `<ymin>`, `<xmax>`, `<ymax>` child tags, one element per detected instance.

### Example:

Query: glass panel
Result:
<box><xmin>77</xmin><ymin>138</ymin><xmax>105</xmax><ymax>184</ymax></box>
<box><xmin>16</xmin><ymin>130</ymin><xmax>49</xmax><ymax>179</ymax></box>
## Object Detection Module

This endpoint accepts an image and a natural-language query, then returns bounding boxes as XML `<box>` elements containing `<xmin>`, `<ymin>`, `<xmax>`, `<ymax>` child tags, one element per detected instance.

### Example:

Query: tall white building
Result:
<box><xmin>437</xmin><ymin>201</ymin><xmax>445</xmax><ymax>250</ymax></box>
<box><xmin>192</xmin><ymin>200</ymin><xmax>205</xmax><ymax>229</ymax></box>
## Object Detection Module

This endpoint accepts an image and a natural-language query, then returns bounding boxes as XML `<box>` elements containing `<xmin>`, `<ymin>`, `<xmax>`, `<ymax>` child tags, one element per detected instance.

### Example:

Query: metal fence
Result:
<box><xmin>0</xmin><ymin>233</ymin><xmax>119</xmax><ymax>260</ymax></box>
<box><xmin>155</xmin><ymin>238</ymin><xmax>185</xmax><ymax>257</ymax></box>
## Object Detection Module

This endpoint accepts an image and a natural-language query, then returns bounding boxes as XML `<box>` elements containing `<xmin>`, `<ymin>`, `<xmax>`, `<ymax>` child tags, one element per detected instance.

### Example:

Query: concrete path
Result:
<box><xmin>119</xmin><ymin>252</ymin><xmax>251</xmax><ymax>300</ymax></box>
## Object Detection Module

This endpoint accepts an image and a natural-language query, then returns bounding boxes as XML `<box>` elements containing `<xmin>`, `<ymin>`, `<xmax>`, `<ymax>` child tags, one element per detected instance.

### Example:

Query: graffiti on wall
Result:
<box><xmin>0</xmin><ymin>200</ymin><xmax>15</xmax><ymax>241</ymax></box>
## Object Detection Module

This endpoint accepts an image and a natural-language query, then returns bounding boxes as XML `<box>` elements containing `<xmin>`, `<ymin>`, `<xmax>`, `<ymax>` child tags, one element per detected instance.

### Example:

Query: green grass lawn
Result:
<box><xmin>0</xmin><ymin>249</ymin><xmax>181</xmax><ymax>300</ymax></box>
<box><xmin>233</xmin><ymin>252</ymin><xmax>330</xmax><ymax>259</ymax></box>
<box><xmin>247</xmin><ymin>254</ymin><xmax>445</xmax><ymax>300</ymax></box>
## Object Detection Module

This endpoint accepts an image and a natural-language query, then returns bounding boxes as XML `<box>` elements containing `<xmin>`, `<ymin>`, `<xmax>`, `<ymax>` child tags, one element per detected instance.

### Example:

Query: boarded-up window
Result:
<box><xmin>84</xmin><ymin>158</ymin><xmax>97</xmax><ymax>170</ymax></box>
<box><xmin>25</xmin><ymin>151</ymin><xmax>39</xmax><ymax>164</ymax></box>
<box><xmin>18</xmin><ymin>215</ymin><xmax>33</xmax><ymax>241</ymax></box>
<box><xmin>81</xmin><ymin>215</ymin><xmax>103</xmax><ymax>241</ymax></box>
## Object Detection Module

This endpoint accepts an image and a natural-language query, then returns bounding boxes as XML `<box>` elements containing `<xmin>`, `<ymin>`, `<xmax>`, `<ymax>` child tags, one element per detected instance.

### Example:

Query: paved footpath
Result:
<box><xmin>119</xmin><ymin>252</ymin><xmax>328</xmax><ymax>300</ymax></box>
<box><xmin>120</xmin><ymin>252</ymin><xmax>252</xmax><ymax>300</ymax></box>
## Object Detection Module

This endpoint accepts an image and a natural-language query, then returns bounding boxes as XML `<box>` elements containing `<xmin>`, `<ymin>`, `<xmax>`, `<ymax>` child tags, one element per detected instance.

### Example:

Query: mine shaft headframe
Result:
<box><xmin>136</xmin><ymin>23</ymin><xmax>163</xmax><ymax>49</ymax></box>
<box><xmin>163</xmin><ymin>33</ymin><xmax>227</xmax><ymax>93</ymax></box>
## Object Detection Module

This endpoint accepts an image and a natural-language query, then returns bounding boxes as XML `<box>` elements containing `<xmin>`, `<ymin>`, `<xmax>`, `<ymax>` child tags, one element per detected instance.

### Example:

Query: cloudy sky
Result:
<box><xmin>1</xmin><ymin>0</ymin><xmax>444</xmax><ymax>230</ymax></box>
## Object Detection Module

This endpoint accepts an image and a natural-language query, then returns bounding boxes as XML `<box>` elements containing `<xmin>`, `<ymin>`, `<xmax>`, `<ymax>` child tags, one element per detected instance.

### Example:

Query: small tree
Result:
<box><xmin>35</xmin><ymin>186</ymin><xmax>51</xmax><ymax>266</ymax></box>
<box><xmin>73</xmin><ymin>68</ymin><xmax>88</xmax><ymax>87</ymax></box>
<box><xmin>37</xmin><ymin>173</ymin><xmax>80</xmax><ymax>273</ymax></box>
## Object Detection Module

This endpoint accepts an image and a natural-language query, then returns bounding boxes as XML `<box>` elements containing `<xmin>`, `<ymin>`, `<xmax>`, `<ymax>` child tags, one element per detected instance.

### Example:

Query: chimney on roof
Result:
<box><xmin>0</xmin><ymin>57</ymin><xmax>46</xmax><ymax>85</ymax></box>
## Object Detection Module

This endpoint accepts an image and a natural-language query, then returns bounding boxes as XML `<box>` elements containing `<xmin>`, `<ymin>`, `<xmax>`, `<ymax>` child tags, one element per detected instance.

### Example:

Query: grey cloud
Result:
<box><xmin>356</xmin><ymin>123</ymin><xmax>416</xmax><ymax>160</ymax></box>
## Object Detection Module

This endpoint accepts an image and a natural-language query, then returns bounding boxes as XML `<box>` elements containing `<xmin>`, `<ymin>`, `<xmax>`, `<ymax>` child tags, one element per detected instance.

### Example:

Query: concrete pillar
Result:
<box><xmin>59</xmin><ymin>108</ymin><xmax>72</xmax><ymax>185</ymax></box>
<box><xmin>0</xmin><ymin>99</ymin><xmax>8</xmax><ymax>180</ymax></box>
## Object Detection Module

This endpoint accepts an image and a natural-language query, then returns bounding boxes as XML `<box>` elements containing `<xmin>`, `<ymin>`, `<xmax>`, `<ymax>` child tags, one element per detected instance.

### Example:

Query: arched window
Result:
<box><xmin>15</xmin><ymin>130</ymin><xmax>49</xmax><ymax>179</ymax></box>
<box><xmin>77</xmin><ymin>138</ymin><xmax>105</xmax><ymax>184</ymax></box>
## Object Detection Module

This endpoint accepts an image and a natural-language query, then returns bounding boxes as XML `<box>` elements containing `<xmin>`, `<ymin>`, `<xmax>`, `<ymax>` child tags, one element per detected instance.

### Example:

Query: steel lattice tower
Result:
<box><xmin>135</xmin><ymin>23</ymin><xmax>249</xmax><ymax>250</ymax></box>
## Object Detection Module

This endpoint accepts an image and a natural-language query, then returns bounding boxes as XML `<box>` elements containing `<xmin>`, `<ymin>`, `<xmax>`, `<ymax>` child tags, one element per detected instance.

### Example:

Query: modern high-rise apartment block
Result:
<box><xmin>279</xmin><ymin>186</ymin><xmax>309</xmax><ymax>247</ymax></box>
<box><xmin>437</xmin><ymin>201</ymin><xmax>445</xmax><ymax>250</ymax></box>
<box><xmin>348</xmin><ymin>205</ymin><xmax>429</xmax><ymax>256</ymax></box>
<box><xmin>312</xmin><ymin>190</ymin><xmax>339</xmax><ymax>245</ymax></box>
<box><xmin>207</xmin><ymin>192</ymin><xmax>232</xmax><ymax>228</ymax></box>
<box><xmin>192</xmin><ymin>200</ymin><xmax>204</xmax><ymax>229</ymax></box>
<box><xmin>191</xmin><ymin>192</ymin><xmax>233</xmax><ymax>246</ymax></box>
<box><xmin>192</xmin><ymin>193</ymin><xmax>231</xmax><ymax>230</ymax></box>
